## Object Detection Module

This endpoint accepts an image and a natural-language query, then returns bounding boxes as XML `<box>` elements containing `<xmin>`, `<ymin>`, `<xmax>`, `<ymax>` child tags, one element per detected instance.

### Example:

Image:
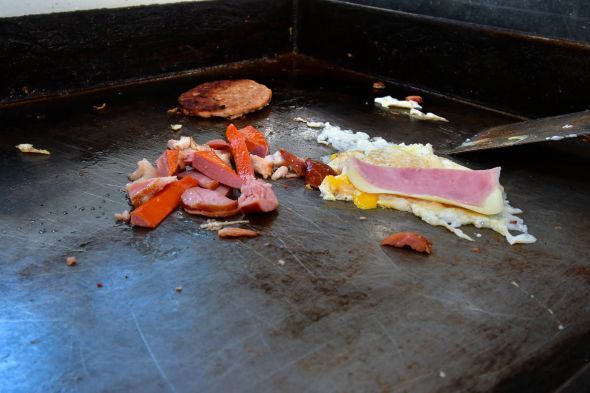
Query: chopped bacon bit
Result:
<box><xmin>405</xmin><ymin>95</ymin><xmax>423</xmax><ymax>104</ymax></box>
<box><xmin>217</xmin><ymin>227</ymin><xmax>259</xmax><ymax>238</ymax></box>
<box><xmin>114</xmin><ymin>210</ymin><xmax>130</xmax><ymax>222</ymax></box>
<box><xmin>278</xmin><ymin>149</ymin><xmax>306</xmax><ymax>176</ymax></box>
<box><xmin>381</xmin><ymin>231</ymin><xmax>432</xmax><ymax>254</ymax></box>
<box><xmin>66</xmin><ymin>256</ymin><xmax>77</xmax><ymax>266</ymax></box>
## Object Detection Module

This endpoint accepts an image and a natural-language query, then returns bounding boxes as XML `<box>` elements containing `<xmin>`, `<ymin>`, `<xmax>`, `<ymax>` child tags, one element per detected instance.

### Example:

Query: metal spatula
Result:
<box><xmin>443</xmin><ymin>110</ymin><xmax>590</xmax><ymax>154</ymax></box>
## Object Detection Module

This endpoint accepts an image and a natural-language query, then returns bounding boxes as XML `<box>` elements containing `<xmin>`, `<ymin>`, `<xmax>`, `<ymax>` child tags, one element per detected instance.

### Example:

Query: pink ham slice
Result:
<box><xmin>238</xmin><ymin>178</ymin><xmax>279</xmax><ymax>214</ymax></box>
<box><xmin>177</xmin><ymin>170</ymin><xmax>220</xmax><ymax>190</ymax></box>
<box><xmin>181</xmin><ymin>187</ymin><xmax>238</xmax><ymax>212</ymax></box>
<box><xmin>191</xmin><ymin>151</ymin><xmax>242</xmax><ymax>189</ymax></box>
<box><xmin>345</xmin><ymin>158</ymin><xmax>503</xmax><ymax>214</ymax></box>
<box><xmin>126</xmin><ymin>176</ymin><xmax>177</xmax><ymax>207</ymax></box>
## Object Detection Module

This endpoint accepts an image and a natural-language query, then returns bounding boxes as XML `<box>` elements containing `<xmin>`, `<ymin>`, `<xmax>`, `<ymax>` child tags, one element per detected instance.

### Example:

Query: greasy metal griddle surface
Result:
<box><xmin>1</xmin><ymin>56</ymin><xmax>589</xmax><ymax>393</ymax></box>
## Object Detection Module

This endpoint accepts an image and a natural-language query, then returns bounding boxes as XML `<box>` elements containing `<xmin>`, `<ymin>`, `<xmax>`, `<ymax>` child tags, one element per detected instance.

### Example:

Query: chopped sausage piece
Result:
<box><xmin>279</xmin><ymin>149</ymin><xmax>306</xmax><ymax>176</ymax></box>
<box><xmin>405</xmin><ymin>95</ymin><xmax>423</xmax><ymax>104</ymax></box>
<box><xmin>213</xmin><ymin>184</ymin><xmax>232</xmax><ymax>197</ymax></box>
<box><xmin>191</xmin><ymin>150</ymin><xmax>242</xmax><ymax>188</ymax></box>
<box><xmin>381</xmin><ymin>231</ymin><xmax>432</xmax><ymax>254</ymax></box>
<box><xmin>206</xmin><ymin>139</ymin><xmax>230</xmax><ymax>150</ymax></box>
<box><xmin>155</xmin><ymin>150</ymin><xmax>180</xmax><ymax>177</ymax></box>
<box><xmin>238</xmin><ymin>125</ymin><xmax>269</xmax><ymax>157</ymax></box>
<box><xmin>218</xmin><ymin>227</ymin><xmax>259</xmax><ymax>238</ymax></box>
<box><xmin>126</xmin><ymin>176</ymin><xmax>178</xmax><ymax>207</ymax></box>
<box><xmin>226</xmin><ymin>124</ymin><xmax>255</xmax><ymax>181</ymax></box>
<box><xmin>184</xmin><ymin>207</ymin><xmax>241</xmax><ymax>218</ymax></box>
<box><xmin>177</xmin><ymin>170</ymin><xmax>219</xmax><ymax>190</ymax></box>
<box><xmin>305</xmin><ymin>158</ymin><xmax>337</xmax><ymax>188</ymax></box>
<box><xmin>181</xmin><ymin>187</ymin><xmax>238</xmax><ymax>212</ymax></box>
<box><xmin>238</xmin><ymin>178</ymin><xmax>279</xmax><ymax>214</ymax></box>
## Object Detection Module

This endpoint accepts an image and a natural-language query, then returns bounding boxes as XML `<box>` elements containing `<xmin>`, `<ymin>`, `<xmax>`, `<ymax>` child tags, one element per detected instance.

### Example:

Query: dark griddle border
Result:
<box><xmin>0</xmin><ymin>0</ymin><xmax>293</xmax><ymax>104</ymax></box>
<box><xmin>297</xmin><ymin>0</ymin><xmax>590</xmax><ymax>117</ymax></box>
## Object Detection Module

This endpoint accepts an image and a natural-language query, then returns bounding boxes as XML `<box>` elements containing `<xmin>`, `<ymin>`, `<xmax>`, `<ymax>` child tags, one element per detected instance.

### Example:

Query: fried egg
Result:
<box><xmin>319</xmin><ymin>144</ymin><xmax>536</xmax><ymax>245</ymax></box>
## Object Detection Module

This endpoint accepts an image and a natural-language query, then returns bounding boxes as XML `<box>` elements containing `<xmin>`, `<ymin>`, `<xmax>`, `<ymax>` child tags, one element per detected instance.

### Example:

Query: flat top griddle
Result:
<box><xmin>1</xmin><ymin>56</ymin><xmax>589</xmax><ymax>393</ymax></box>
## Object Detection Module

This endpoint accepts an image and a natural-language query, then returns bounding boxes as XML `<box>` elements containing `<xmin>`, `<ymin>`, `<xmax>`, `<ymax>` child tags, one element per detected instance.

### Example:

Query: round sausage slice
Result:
<box><xmin>181</xmin><ymin>187</ymin><xmax>238</xmax><ymax>212</ymax></box>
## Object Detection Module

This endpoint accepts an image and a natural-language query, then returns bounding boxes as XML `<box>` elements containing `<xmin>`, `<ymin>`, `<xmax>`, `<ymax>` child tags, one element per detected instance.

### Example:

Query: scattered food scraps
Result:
<box><xmin>218</xmin><ymin>227</ymin><xmax>259</xmax><ymax>238</ymax></box>
<box><xmin>66</xmin><ymin>256</ymin><xmax>77</xmax><ymax>266</ymax></box>
<box><xmin>93</xmin><ymin>103</ymin><xmax>107</xmax><ymax>111</ymax></box>
<box><xmin>16</xmin><ymin>144</ymin><xmax>50</xmax><ymax>155</ymax></box>
<box><xmin>405</xmin><ymin>95</ymin><xmax>423</xmax><ymax>104</ymax></box>
<box><xmin>372</xmin><ymin>82</ymin><xmax>386</xmax><ymax>90</ymax></box>
<box><xmin>114</xmin><ymin>210</ymin><xmax>130</xmax><ymax>222</ymax></box>
<box><xmin>278</xmin><ymin>259</ymin><xmax>286</xmax><ymax>266</ymax></box>
<box><xmin>381</xmin><ymin>232</ymin><xmax>433</xmax><ymax>254</ymax></box>
<box><xmin>175</xmin><ymin>286</ymin><xmax>183</xmax><ymax>293</ymax></box>
<box><xmin>200</xmin><ymin>219</ymin><xmax>250</xmax><ymax>231</ymax></box>
<box><xmin>170</xmin><ymin>124</ymin><xmax>183</xmax><ymax>131</ymax></box>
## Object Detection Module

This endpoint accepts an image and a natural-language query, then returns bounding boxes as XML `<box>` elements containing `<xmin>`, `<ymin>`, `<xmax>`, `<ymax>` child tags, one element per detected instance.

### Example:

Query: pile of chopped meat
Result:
<box><xmin>123</xmin><ymin>124</ymin><xmax>335</xmax><ymax>229</ymax></box>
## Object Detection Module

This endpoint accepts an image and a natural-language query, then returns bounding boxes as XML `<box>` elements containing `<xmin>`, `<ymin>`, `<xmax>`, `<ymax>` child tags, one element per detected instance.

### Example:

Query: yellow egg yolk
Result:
<box><xmin>353</xmin><ymin>192</ymin><xmax>379</xmax><ymax>209</ymax></box>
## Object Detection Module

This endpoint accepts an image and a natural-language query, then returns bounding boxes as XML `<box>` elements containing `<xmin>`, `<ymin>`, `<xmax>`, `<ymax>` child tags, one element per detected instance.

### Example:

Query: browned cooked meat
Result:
<box><xmin>178</xmin><ymin>80</ymin><xmax>272</xmax><ymax>119</ymax></box>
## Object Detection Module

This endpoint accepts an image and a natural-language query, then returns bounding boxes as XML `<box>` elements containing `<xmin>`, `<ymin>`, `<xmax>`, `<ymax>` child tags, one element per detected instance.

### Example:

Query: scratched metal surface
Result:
<box><xmin>1</xmin><ymin>56</ymin><xmax>589</xmax><ymax>393</ymax></box>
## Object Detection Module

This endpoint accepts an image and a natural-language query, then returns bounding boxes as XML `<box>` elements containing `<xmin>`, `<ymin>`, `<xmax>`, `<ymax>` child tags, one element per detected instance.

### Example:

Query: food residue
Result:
<box><xmin>114</xmin><ymin>210</ymin><xmax>130</xmax><ymax>222</ymax></box>
<box><xmin>93</xmin><ymin>103</ymin><xmax>107</xmax><ymax>111</ymax></box>
<box><xmin>175</xmin><ymin>286</ymin><xmax>183</xmax><ymax>293</ymax></box>
<box><xmin>218</xmin><ymin>227</ymin><xmax>259</xmax><ymax>238</ymax></box>
<box><xmin>170</xmin><ymin>124</ymin><xmax>183</xmax><ymax>131</ymax></box>
<box><xmin>278</xmin><ymin>259</ymin><xmax>286</xmax><ymax>266</ymax></box>
<box><xmin>372</xmin><ymin>82</ymin><xmax>386</xmax><ymax>90</ymax></box>
<box><xmin>16</xmin><ymin>144</ymin><xmax>50</xmax><ymax>155</ymax></box>
<box><xmin>66</xmin><ymin>256</ymin><xmax>77</xmax><ymax>266</ymax></box>
<box><xmin>381</xmin><ymin>232</ymin><xmax>433</xmax><ymax>254</ymax></box>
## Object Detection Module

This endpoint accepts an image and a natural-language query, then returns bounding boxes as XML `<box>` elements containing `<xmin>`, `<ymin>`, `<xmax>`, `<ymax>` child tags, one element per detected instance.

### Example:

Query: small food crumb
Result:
<box><xmin>305</xmin><ymin>184</ymin><xmax>312</xmax><ymax>190</ymax></box>
<box><xmin>372</xmin><ymin>82</ymin><xmax>386</xmax><ymax>89</ymax></box>
<box><xmin>264</xmin><ymin>242</ymin><xmax>271</xmax><ymax>247</ymax></box>
<box><xmin>66</xmin><ymin>256</ymin><xmax>77</xmax><ymax>266</ymax></box>
<box><xmin>93</xmin><ymin>103</ymin><xmax>107</xmax><ymax>111</ymax></box>
<box><xmin>16</xmin><ymin>143</ymin><xmax>50</xmax><ymax>155</ymax></box>
<box><xmin>218</xmin><ymin>227</ymin><xmax>259</xmax><ymax>238</ymax></box>
<box><xmin>175</xmin><ymin>286</ymin><xmax>183</xmax><ymax>293</ymax></box>
<box><xmin>558</xmin><ymin>324</ymin><xmax>565</xmax><ymax>330</ymax></box>
<box><xmin>359</xmin><ymin>216</ymin><xmax>367</xmax><ymax>221</ymax></box>
<box><xmin>114</xmin><ymin>210</ymin><xmax>130</xmax><ymax>222</ymax></box>
<box><xmin>167</xmin><ymin>107</ymin><xmax>180</xmax><ymax>115</ymax></box>
<box><xmin>170</xmin><ymin>124</ymin><xmax>183</xmax><ymax>131</ymax></box>
<box><xmin>96</xmin><ymin>282</ymin><xmax>103</xmax><ymax>288</ymax></box>
<box><xmin>471</xmin><ymin>247</ymin><xmax>480</xmax><ymax>253</ymax></box>
<box><xmin>554</xmin><ymin>225</ymin><xmax>562</xmax><ymax>230</ymax></box>
<box><xmin>405</xmin><ymin>95</ymin><xmax>424</xmax><ymax>104</ymax></box>
<box><xmin>346</xmin><ymin>52</ymin><xmax>353</xmax><ymax>58</ymax></box>
<box><xmin>278</xmin><ymin>259</ymin><xmax>286</xmax><ymax>266</ymax></box>
<box><xmin>475</xmin><ymin>233</ymin><xmax>482</xmax><ymax>238</ymax></box>
<box><xmin>439</xmin><ymin>370</ymin><xmax>446</xmax><ymax>378</ymax></box>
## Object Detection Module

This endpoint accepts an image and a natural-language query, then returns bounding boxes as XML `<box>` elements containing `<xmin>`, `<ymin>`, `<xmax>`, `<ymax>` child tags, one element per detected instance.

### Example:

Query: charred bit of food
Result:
<box><xmin>66</xmin><ymin>256</ymin><xmax>77</xmax><ymax>266</ymax></box>
<box><xmin>381</xmin><ymin>232</ymin><xmax>433</xmax><ymax>254</ymax></box>
<box><xmin>217</xmin><ymin>227</ymin><xmax>260</xmax><ymax>238</ymax></box>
